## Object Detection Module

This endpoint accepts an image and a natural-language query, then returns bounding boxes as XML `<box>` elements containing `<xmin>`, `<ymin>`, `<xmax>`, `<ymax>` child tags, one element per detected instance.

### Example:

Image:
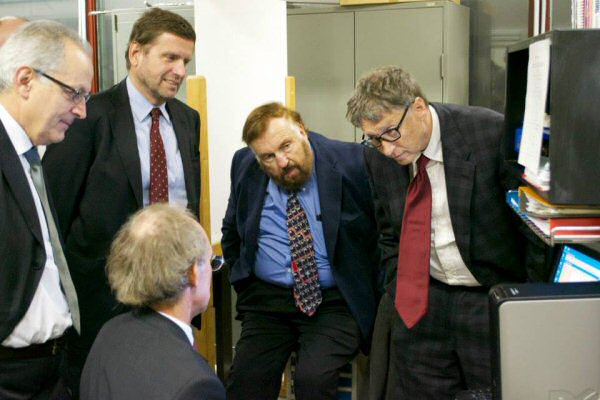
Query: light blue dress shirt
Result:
<box><xmin>254</xmin><ymin>165</ymin><xmax>335</xmax><ymax>289</ymax></box>
<box><xmin>126</xmin><ymin>77</ymin><xmax>187</xmax><ymax>208</ymax></box>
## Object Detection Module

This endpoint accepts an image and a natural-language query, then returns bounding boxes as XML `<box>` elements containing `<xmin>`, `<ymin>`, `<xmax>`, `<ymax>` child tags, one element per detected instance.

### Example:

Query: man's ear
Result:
<box><xmin>14</xmin><ymin>66</ymin><xmax>34</xmax><ymax>99</ymax></box>
<box><xmin>128</xmin><ymin>42</ymin><xmax>142</xmax><ymax>68</ymax></box>
<box><xmin>187</xmin><ymin>262</ymin><xmax>199</xmax><ymax>288</ymax></box>
<box><xmin>412</xmin><ymin>96</ymin><xmax>429</xmax><ymax>120</ymax></box>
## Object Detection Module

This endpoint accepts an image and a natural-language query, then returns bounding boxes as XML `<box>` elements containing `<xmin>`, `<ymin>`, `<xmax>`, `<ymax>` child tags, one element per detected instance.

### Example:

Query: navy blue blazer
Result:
<box><xmin>221</xmin><ymin>131</ymin><xmax>381</xmax><ymax>344</ymax></box>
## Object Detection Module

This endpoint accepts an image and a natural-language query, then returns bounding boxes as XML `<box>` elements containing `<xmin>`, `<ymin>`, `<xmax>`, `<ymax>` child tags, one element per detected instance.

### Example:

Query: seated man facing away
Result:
<box><xmin>80</xmin><ymin>204</ymin><xmax>225</xmax><ymax>400</ymax></box>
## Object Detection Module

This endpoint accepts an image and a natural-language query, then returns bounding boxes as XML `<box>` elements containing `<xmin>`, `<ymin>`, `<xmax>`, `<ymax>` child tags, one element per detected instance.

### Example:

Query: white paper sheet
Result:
<box><xmin>518</xmin><ymin>38</ymin><xmax>551</xmax><ymax>175</ymax></box>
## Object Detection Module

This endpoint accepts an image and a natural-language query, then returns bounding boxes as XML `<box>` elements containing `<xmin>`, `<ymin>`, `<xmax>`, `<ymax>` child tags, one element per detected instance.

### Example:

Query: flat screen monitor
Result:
<box><xmin>552</xmin><ymin>244</ymin><xmax>600</xmax><ymax>283</ymax></box>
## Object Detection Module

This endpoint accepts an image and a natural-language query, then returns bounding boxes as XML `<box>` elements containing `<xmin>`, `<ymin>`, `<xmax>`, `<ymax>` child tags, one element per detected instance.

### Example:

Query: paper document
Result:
<box><xmin>518</xmin><ymin>38</ymin><xmax>551</xmax><ymax>174</ymax></box>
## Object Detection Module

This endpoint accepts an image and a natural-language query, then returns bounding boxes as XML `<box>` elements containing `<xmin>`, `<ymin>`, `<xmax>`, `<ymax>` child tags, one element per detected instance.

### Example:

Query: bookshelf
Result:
<box><xmin>506</xmin><ymin>191</ymin><xmax>600</xmax><ymax>246</ymax></box>
<box><xmin>504</xmin><ymin>29</ymin><xmax>600</xmax><ymax>206</ymax></box>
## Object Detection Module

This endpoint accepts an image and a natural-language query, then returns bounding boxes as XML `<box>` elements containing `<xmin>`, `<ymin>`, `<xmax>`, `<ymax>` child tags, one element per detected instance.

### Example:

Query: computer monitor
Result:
<box><xmin>552</xmin><ymin>244</ymin><xmax>600</xmax><ymax>283</ymax></box>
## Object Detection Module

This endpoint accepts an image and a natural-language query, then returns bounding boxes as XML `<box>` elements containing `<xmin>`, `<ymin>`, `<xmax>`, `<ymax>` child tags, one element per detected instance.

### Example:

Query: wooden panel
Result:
<box><xmin>186</xmin><ymin>75</ymin><xmax>216</xmax><ymax>369</ymax></box>
<box><xmin>286</xmin><ymin>76</ymin><xmax>296</xmax><ymax>111</ymax></box>
<box><xmin>186</xmin><ymin>76</ymin><xmax>211</xmax><ymax>240</ymax></box>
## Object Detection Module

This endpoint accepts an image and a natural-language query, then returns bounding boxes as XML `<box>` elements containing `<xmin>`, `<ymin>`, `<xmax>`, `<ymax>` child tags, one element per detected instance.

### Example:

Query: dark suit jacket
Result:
<box><xmin>366</xmin><ymin>103</ymin><xmax>525</xmax><ymax>297</ymax></box>
<box><xmin>221</xmin><ymin>132</ymin><xmax>381</xmax><ymax>344</ymax></box>
<box><xmin>42</xmin><ymin>80</ymin><xmax>201</xmax><ymax>347</ymax></box>
<box><xmin>80</xmin><ymin>309</ymin><xmax>225</xmax><ymax>400</ymax></box>
<box><xmin>0</xmin><ymin>122</ymin><xmax>62</xmax><ymax>341</ymax></box>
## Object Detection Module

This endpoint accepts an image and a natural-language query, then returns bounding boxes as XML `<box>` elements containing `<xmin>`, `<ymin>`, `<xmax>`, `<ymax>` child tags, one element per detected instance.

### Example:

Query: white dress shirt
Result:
<box><xmin>419</xmin><ymin>105</ymin><xmax>480</xmax><ymax>286</ymax></box>
<box><xmin>0</xmin><ymin>104</ymin><xmax>72</xmax><ymax>348</ymax></box>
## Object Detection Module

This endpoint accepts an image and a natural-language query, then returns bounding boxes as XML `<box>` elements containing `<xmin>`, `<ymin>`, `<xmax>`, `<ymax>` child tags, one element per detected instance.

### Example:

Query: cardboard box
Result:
<box><xmin>340</xmin><ymin>0</ymin><xmax>460</xmax><ymax>6</ymax></box>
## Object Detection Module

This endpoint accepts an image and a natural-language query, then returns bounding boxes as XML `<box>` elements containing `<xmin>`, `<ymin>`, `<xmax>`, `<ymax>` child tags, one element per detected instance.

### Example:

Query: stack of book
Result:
<box><xmin>506</xmin><ymin>187</ymin><xmax>600</xmax><ymax>245</ymax></box>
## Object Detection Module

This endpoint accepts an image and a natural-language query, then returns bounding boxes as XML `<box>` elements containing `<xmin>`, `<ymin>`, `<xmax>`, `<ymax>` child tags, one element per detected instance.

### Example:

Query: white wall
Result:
<box><xmin>194</xmin><ymin>0</ymin><xmax>287</xmax><ymax>242</ymax></box>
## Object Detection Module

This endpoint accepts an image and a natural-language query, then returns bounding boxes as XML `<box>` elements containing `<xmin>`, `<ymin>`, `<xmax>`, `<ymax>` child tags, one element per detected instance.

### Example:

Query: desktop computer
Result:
<box><xmin>489</xmin><ymin>281</ymin><xmax>600</xmax><ymax>400</ymax></box>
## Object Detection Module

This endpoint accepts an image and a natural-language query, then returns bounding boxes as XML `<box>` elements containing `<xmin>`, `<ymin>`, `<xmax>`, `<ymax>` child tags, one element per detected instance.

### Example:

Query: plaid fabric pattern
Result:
<box><xmin>287</xmin><ymin>192</ymin><xmax>322</xmax><ymax>316</ymax></box>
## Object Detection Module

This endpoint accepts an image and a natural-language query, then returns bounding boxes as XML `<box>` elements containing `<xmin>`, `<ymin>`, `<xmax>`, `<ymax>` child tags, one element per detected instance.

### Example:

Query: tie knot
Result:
<box><xmin>151</xmin><ymin>108</ymin><xmax>161</xmax><ymax>121</ymax></box>
<box><xmin>417</xmin><ymin>154</ymin><xmax>429</xmax><ymax>174</ymax></box>
<box><xmin>24</xmin><ymin>146</ymin><xmax>41</xmax><ymax>166</ymax></box>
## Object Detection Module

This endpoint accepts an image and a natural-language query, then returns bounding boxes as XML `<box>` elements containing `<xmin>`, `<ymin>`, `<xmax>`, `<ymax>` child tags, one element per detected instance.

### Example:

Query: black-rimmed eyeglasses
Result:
<box><xmin>210</xmin><ymin>255</ymin><xmax>225</xmax><ymax>272</ymax></box>
<box><xmin>33</xmin><ymin>68</ymin><xmax>91</xmax><ymax>104</ymax></box>
<box><xmin>361</xmin><ymin>101</ymin><xmax>413</xmax><ymax>149</ymax></box>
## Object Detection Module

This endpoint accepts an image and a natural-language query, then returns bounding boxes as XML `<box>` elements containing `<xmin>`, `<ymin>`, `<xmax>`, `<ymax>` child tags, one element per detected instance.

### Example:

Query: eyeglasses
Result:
<box><xmin>33</xmin><ymin>68</ymin><xmax>91</xmax><ymax>104</ymax></box>
<box><xmin>361</xmin><ymin>101</ymin><xmax>413</xmax><ymax>149</ymax></box>
<box><xmin>210</xmin><ymin>255</ymin><xmax>225</xmax><ymax>272</ymax></box>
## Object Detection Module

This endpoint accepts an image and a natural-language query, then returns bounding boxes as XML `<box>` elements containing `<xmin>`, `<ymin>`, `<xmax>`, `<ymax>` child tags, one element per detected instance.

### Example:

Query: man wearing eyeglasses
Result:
<box><xmin>42</xmin><ymin>8</ymin><xmax>201</xmax><ymax>397</ymax></box>
<box><xmin>80</xmin><ymin>204</ymin><xmax>225</xmax><ymax>400</ymax></box>
<box><xmin>222</xmin><ymin>102</ymin><xmax>381</xmax><ymax>400</ymax></box>
<box><xmin>346</xmin><ymin>66</ymin><xmax>525</xmax><ymax>400</ymax></box>
<box><xmin>0</xmin><ymin>21</ymin><xmax>93</xmax><ymax>399</ymax></box>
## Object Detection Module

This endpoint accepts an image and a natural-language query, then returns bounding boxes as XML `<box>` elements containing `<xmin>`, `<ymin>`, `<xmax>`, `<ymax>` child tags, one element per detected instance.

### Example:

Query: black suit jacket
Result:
<box><xmin>366</xmin><ymin>103</ymin><xmax>525</xmax><ymax>296</ymax></box>
<box><xmin>80</xmin><ymin>309</ymin><xmax>225</xmax><ymax>400</ymax></box>
<box><xmin>42</xmin><ymin>80</ymin><xmax>201</xmax><ymax>346</ymax></box>
<box><xmin>221</xmin><ymin>132</ymin><xmax>381</xmax><ymax>344</ymax></box>
<box><xmin>0</xmin><ymin>122</ymin><xmax>63</xmax><ymax>341</ymax></box>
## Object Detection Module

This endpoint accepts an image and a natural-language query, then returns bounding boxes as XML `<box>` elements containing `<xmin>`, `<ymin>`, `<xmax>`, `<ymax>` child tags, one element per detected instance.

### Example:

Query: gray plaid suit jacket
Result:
<box><xmin>365</xmin><ymin>102</ymin><xmax>525</xmax><ymax>297</ymax></box>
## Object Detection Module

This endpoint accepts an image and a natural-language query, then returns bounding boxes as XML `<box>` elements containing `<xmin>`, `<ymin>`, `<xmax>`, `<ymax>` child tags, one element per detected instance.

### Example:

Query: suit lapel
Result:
<box><xmin>244</xmin><ymin>162</ymin><xmax>269</xmax><ymax>267</ymax></box>
<box><xmin>0</xmin><ymin>123</ymin><xmax>43</xmax><ymax>244</ymax></box>
<box><xmin>110</xmin><ymin>81</ymin><xmax>143</xmax><ymax>208</ymax></box>
<box><xmin>166</xmin><ymin>100</ymin><xmax>196</xmax><ymax>209</ymax></box>
<box><xmin>434</xmin><ymin>104</ymin><xmax>474</xmax><ymax>264</ymax></box>
<box><xmin>311</xmin><ymin>135</ymin><xmax>341</xmax><ymax>264</ymax></box>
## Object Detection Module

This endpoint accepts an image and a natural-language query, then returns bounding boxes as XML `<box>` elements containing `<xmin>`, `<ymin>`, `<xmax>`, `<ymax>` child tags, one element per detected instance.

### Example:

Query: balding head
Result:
<box><xmin>0</xmin><ymin>16</ymin><xmax>28</xmax><ymax>47</ymax></box>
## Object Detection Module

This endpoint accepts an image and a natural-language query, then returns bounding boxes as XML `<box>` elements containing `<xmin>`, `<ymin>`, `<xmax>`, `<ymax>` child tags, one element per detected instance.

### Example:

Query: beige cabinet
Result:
<box><xmin>288</xmin><ymin>1</ymin><xmax>469</xmax><ymax>142</ymax></box>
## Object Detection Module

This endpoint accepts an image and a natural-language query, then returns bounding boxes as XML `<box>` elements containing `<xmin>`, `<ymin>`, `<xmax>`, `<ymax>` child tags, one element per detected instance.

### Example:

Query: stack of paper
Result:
<box><xmin>507</xmin><ymin>190</ymin><xmax>600</xmax><ymax>245</ymax></box>
<box><xmin>518</xmin><ymin>186</ymin><xmax>600</xmax><ymax>218</ymax></box>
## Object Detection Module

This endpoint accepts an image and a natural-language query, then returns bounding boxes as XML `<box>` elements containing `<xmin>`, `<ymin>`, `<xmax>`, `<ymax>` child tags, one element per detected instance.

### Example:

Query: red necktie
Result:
<box><xmin>150</xmin><ymin>108</ymin><xmax>169</xmax><ymax>204</ymax></box>
<box><xmin>395</xmin><ymin>155</ymin><xmax>432</xmax><ymax>328</ymax></box>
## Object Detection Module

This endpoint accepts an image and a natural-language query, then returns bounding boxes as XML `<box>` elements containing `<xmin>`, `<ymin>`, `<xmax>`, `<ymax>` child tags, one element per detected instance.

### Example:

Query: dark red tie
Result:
<box><xmin>150</xmin><ymin>108</ymin><xmax>169</xmax><ymax>204</ymax></box>
<box><xmin>395</xmin><ymin>155</ymin><xmax>432</xmax><ymax>328</ymax></box>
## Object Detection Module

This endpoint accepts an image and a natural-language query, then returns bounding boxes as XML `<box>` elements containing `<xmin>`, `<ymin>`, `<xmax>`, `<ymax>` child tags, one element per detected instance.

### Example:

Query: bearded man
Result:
<box><xmin>221</xmin><ymin>102</ymin><xmax>382</xmax><ymax>400</ymax></box>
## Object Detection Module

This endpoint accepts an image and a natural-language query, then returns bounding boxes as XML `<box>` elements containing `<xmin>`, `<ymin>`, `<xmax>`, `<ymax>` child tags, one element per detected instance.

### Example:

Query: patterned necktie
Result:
<box><xmin>395</xmin><ymin>155</ymin><xmax>432</xmax><ymax>329</ymax></box>
<box><xmin>23</xmin><ymin>147</ymin><xmax>81</xmax><ymax>333</ymax></box>
<box><xmin>150</xmin><ymin>108</ymin><xmax>169</xmax><ymax>204</ymax></box>
<box><xmin>286</xmin><ymin>192</ymin><xmax>322</xmax><ymax>316</ymax></box>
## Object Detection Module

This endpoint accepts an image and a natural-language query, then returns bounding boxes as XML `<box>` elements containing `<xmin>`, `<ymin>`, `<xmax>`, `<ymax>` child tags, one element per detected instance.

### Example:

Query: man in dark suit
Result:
<box><xmin>222</xmin><ymin>102</ymin><xmax>380</xmax><ymax>400</ymax></box>
<box><xmin>0</xmin><ymin>21</ymin><xmax>93</xmax><ymax>399</ymax></box>
<box><xmin>80</xmin><ymin>204</ymin><xmax>225</xmax><ymax>400</ymax></box>
<box><xmin>42</xmin><ymin>8</ymin><xmax>200</xmax><ymax>395</ymax></box>
<box><xmin>346</xmin><ymin>66</ymin><xmax>525</xmax><ymax>399</ymax></box>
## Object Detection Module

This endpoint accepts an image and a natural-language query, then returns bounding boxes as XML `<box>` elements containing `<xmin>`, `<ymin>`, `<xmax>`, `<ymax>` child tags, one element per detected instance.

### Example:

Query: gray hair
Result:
<box><xmin>0</xmin><ymin>20</ymin><xmax>91</xmax><ymax>91</ymax></box>
<box><xmin>346</xmin><ymin>65</ymin><xmax>428</xmax><ymax>127</ymax></box>
<box><xmin>107</xmin><ymin>204</ymin><xmax>210</xmax><ymax>308</ymax></box>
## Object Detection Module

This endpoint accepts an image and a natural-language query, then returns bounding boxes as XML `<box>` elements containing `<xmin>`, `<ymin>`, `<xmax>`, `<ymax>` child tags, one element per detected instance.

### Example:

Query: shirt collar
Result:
<box><xmin>157</xmin><ymin>311</ymin><xmax>194</xmax><ymax>346</ymax></box>
<box><xmin>0</xmin><ymin>103</ymin><xmax>35</xmax><ymax>156</ymax></box>
<box><xmin>126</xmin><ymin>76</ymin><xmax>170</xmax><ymax>124</ymax></box>
<box><xmin>422</xmin><ymin>104</ymin><xmax>443</xmax><ymax>163</ymax></box>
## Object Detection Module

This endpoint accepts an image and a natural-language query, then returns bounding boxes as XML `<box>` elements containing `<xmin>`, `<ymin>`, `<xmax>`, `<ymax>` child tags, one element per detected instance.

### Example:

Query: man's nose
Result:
<box><xmin>275</xmin><ymin>153</ymin><xmax>289</xmax><ymax>168</ymax></box>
